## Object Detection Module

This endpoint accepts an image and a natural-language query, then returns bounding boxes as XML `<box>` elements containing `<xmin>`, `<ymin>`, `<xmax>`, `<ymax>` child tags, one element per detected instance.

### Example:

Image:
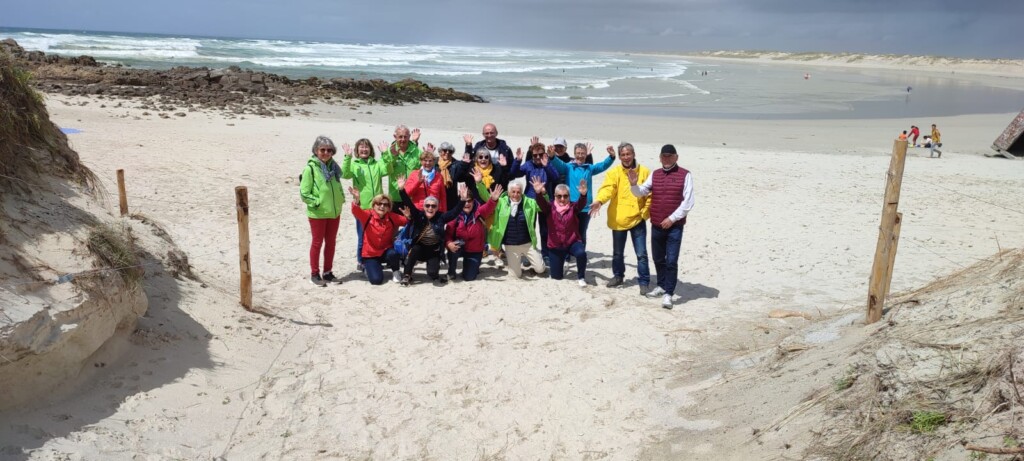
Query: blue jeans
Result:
<box><xmin>548</xmin><ymin>241</ymin><xmax>587</xmax><ymax>280</ymax></box>
<box><xmin>447</xmin><ymin>250</ymin><xmax>483</xmax><ymax>281</ymax></box>
<box><xmin>355</xmin><ymin>220</ymin><xmax>365</xmax><ymax>264</ymax></box>
<box><xmin>364</xmin><ymin>248</ymin><xmax>399</xmax><ymax>285</ymax></box>
<box><xmin>650</xmin><ymin>225</ymin><xmax>683</xmax><ymax>295</ymax></box>
<box><xmin>612</xmin><ymin>221</ymin><xmax>650</xmax><ymax>286</ymax></box>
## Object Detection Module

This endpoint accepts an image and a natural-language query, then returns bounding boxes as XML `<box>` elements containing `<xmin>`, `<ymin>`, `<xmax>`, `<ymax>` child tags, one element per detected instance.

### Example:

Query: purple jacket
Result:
<box><xmin>536</xmin><ymin>194</ymin><xmax>587</xmax><ymax>249</ymax></box>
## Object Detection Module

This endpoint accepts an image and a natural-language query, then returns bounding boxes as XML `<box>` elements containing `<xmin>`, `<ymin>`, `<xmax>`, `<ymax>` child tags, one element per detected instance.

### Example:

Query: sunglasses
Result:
<box><xmin>554</xmin><ymin>194</ymin><xmax>569</xmax><ymax>199</ymax></box>
<box><xmin>373</xmin><ymin>202</ymin><xmax>390</xmax><ymax>208</ymax></box>
<box><xmin>532</xmin><ymin>154</ymin><xmax>544</xmax><ymax>158</ymax></box>
<box><xmin>477</xmin><ymin>155</ymin><xmax>490</xmax><ymax>160</ymax></box>
<box><xmin>424</xmin><ymin>204</ymin><xmax>438</xmax><ymax>209</ymax></box>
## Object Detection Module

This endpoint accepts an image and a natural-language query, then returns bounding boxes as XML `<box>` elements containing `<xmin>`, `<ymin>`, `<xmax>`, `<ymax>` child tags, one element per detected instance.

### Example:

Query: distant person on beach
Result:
<box><xmin>445</xmin><ymin>183</ymin><xmax>500</xmax><ymax>282</ymax></box>
<box><xmin>382</xmin><ymin>125</ymin><xmax>422</xmax><ymax>206</ymax></box>
<box><xmin>341</xmin><ymin>138</ymin><xmax>393</xmax><ymax>272</ymax></box>
<box><xmin>396</xmin><ymin>177</ymin><xmax>464</xmax><ymax>285</ymax></box>
<box><xmin>550</xmin><ymin>142</ymin><xmax>615</xmax><ymax>250</ymax></box>
<box><xmin>909</xmin><ymin>125</ymin><xmax>920</xmax><ymax>146</ymax></box>
<box><xmin>534</xmin><ymin>177</ymin><xmax>590</xmax><ymax>287</ymax></box>
<box><xmin>510</xmin><ymin>139</ymin><xmax>562</xmax><ymax>267</ymax></box>
<box><xmin>300</xmin><ymin>135</ymin><xmax>346</xmax><ymax>287</ymax></box>
<box><xmin>590</xmin><ymin>142</ymin><xmax>651</xmax><ymax>294</ymax></box>
<box><xmin>629</xmin><ymin>144</ymin><xmax>694</xmax><ymax>310</ymax></box>
<box><xmin>348</xmin><ymin>187</ymin><xmax>406</xmax><ymax>285</ymax></box>
<box><xmin>552</xmin><ymin>136</ymin><xmax>593</xmax><ymax>166</ymax></box>
<box><xmin>404</xmin><ymin>150</ymin><xmax>447</xmax><ymax>212</ymax></box>
<box><xmin>930</xmin><ymin>124</ymin><xmax>943</xmax><ymax>158</ymax></box>
<box><xmin>899</xmin><ymin>131</ymin><xmax>908</xmax><ymax>141</ymax></box>
<box><xmin>479</xmin><ymin>180</ymin><xmax>546</xmax><ymax>279</ymax></box>
<box><xmin>463</xmin><ymin>123</ymin><xmax>514</xmax><ymax>187</ymax></box>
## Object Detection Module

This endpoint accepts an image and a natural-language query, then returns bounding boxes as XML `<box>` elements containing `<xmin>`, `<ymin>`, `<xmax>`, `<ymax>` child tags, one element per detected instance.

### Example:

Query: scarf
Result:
<box><xmin>478</xmin><ymin>163</ymin><xmax>495</xmax><ymax>189</ymax></box>
<box><xmin>552</xmin><ymin>198</ymin><xmax>573</xmax><ymax>215</ymax></box>
<box><xmin>422</xmin><ymin>167</ymin><xmax>437</xmax><ymax>185</ymax></box>
<box><xmin>319</xmin><ymin>158</ymin><xmax>340</xmax><ymax>183</ymax></box>
<box><xmin>459</xmin><ymin>201</ymin><xmax>479</xmax><ymax>226</ymax></box>
<box><xmin>438</xmin><ymin>157</ymin><xmax>454</xmax><ymax>188</ymax></box>
<box><xmin>509</xmin><ymin>197</ymin><xmax>521</xmax><ymax>217</ymax></box>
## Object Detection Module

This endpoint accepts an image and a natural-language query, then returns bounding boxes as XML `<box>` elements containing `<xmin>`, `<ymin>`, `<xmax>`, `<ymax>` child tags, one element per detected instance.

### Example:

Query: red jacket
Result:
<box><xmin>444</xmin><ymin>199</ymin><xmax>497</xmax><ymax>253</ymax></box>
<box><xmin>351</xmin><ymin>203</ymin><xmax>408</xmax><ymax>258</ymax></box>
<box><xmin>404</xmin><ymin>169</ymin><xmax>448</xmax><ymax>212</ymax></box>
<box><xmin>537</xmin><ymin>195</ymin><xmax>587</xmax><ymax>249</ymax></box>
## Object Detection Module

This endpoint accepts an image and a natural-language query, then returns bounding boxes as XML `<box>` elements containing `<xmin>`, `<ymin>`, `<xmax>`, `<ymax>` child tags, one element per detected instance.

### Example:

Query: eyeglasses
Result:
<box><xmin>424</xmin><ymin>204</ymin><xmax>438</xmax><ymax>209</ymax></box>
<box><xmin>373</xmin><ymin>202</ymin><xmax>390</xmax><ymax>208</ymax></box>
<box><xmin>318</xmin><ymin>148</ymin><xmax>335</xmax><ymax>153</ymax></box>
<box><xmin>554</xmin><ymin>194</ymin><xmax>569</xmax><ymax>199</ymax></box>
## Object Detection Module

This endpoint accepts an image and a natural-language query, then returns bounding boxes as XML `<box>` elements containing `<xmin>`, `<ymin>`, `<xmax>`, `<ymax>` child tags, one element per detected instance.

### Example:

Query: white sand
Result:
<box><xmin>2</xmin><ymin>58</ymin><xmax>1023</xmax><ymax>460</ymax></box>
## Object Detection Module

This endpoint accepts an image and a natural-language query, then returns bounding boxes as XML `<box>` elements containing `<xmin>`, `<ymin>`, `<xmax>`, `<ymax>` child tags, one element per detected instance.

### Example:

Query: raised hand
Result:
<box><xmin>463</xmin><ymin>134</ymin><xmax>474</xmax><ymax>145</ymax></box>
<box><xmin>402</xmin><ymin>207</ymin><xmax>412</xmax><ymax>219</ymax></box>
<box><xmin>491</xmin><ymin>184</ymin><xmax>503</xmax><ymax>199</ymax></box>
<box><xmin>540</xmin><ymin>154</ymin><xmax>549</xmax><ymax>167</ymax></box>
<box><xmin>348</xmin><ymin>186</ymin><xmax>360</xmax><ymax>200</ymax></box>
<box><xmin>377</xmin><ymin>141</ymin><xmax>389</xmax><ymax>153</ymax></box>
<box><xmin>341</xmin><ymin>143</ymin><xmax>353</xmax><ymax>157</ymax></box>
<box><xmin>585</xmin><ymin>142</ymin><xmax>594</xmax><ymax>154</ymax></box>
<box><xmin>589</xmin><ymin>201</ymin><xmax>603</xmax><ymax>218</ymax></box>
<box><xmin>546</xmin><ymin>145</ymin><xmax>555</xmax><ymax>157</ymax></box>
<box><xmin>515</xmin><ymin>147</ymin><xmax>524</xmax><ymax>162</ymax></box>
<box><xmin>577</xmin><ymin>178</ymin><xmax>588</xmax><ymax>197</ymax></box>
<box><xmin>463</xmin><ymin>152</ymin><xmax>471</xmax><ymax>162</ymax></box>
<box><xmin>396</xmin><ymin>175</ymin><xmax>407</xmax><ymax>189</ymax></box>
<box><xmin>530</xmin><ymin>135</ymin><xmax>539</xmax><ymax>146</ymax></box>
<box><xmin>425</xmin><ymin>142</ymin><xmax>435</xmax><ymax>153</ymax></box>
<box><xmin>498</xmin><ymin>154</ymin><xmax>508</xmax><ymax>167</ymax></box>
<box><xmin>458</xmin><ymin>183</ymin><xmax>469</xmax><ymax>201</ymax></box>
<box><xmin>471</xmin><ymin>166</ymin><xmax>483</xmax><ymax>183</ymax></box>
<box><xmin>530</xmin><ymin>175</ymin><xmax>546</xmax><ymax>197</ymax></box>
<box><xmin>606</xmin><ymin>145</ymin><xmax>616</xmax><ymax>159</ymax></box>
<box><xmin>411</xmin><ymin>128</ymin><xmax>421</xmax><ymax>143</ymax></box>
<box><xmin>627</xmin><ymin>168</ymin><xmax>639</xmax><ymax>186</ymax></box>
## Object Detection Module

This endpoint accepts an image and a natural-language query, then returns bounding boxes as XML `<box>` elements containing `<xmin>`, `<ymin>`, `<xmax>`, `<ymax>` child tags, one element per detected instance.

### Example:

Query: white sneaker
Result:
<box><xmin>661</xmin><ymin>294</ymin><xmax>673</xmax><ymax>310</ymax></box>
<box><xmin>392</xmin><ymin>271</ymin><xmax>402</xmax><ymax>283</ymax></box>
<box><xmin>646</xmin><ymin>286</ymin><xmax>666</xmax><ymax>298</ymax></box>
<box><xmin>577</xmin><ymin>279</ymin><xmax>587</xmax><ymax>288</ymax></box>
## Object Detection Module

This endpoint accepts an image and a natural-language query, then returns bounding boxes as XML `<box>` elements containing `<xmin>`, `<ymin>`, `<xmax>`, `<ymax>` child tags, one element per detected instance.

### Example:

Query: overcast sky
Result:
<box><xmin>4</xmin><ymin>0</ymin><xmax>1023</xmax><ymax>58</ymax></box>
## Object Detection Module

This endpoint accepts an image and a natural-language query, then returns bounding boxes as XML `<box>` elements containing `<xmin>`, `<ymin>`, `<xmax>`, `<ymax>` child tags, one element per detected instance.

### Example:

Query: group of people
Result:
<box><xmin>899</xmin><ymin>123</ymin><xmax>943</xmax><ymax>157</ymax></box>
<box><xmin>298</xmin><ymin>123</ymin><xmax>694</xmax><ymax>309</ymax></box>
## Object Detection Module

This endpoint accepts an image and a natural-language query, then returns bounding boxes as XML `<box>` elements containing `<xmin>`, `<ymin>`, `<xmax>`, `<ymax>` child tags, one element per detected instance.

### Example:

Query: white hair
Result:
<box><xmin>508</xmin><ymin>180</ymin><xmax>525</xmax><ymax>192</ymax></box>
<box><xmin>424</xmin><ymin>196</ymin><xmax>439</xmax><ymax>205</ymax></box>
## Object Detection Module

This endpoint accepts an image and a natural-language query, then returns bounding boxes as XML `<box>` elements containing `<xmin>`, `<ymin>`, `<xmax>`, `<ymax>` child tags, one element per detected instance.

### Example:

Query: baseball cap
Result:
<box><xmin>660</xmin><ymin>144</ymin><xmax>677</xmax><ymax>155</ymax></box>
<box><xmin>438</xmin><ymin>141</ymin><xmax>455</xmax><ymax>152</ymax></box>
<box><xmin>552</xmin><ymin>137</ymin><xmax>567</xmax><ymax>147</ymax></box>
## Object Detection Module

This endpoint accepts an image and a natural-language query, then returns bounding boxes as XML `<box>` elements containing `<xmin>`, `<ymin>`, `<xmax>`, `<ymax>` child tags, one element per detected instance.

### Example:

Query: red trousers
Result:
<box><xmin>308</xmin><ymin>217</ymin><xmax>340</xmax><ymax>274</ymax></box>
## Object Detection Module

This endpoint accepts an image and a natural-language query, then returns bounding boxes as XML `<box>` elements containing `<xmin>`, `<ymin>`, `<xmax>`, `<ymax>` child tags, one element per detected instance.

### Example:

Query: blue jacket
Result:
<box><xmin>510</xmin><ymin>158</ymin><xmax>560</xmax><ymax>201</ymax></box>
<box><xmin>551</xmin><ymin>155</ymin><xmax>615</xmax><ymax>212</ymax></box>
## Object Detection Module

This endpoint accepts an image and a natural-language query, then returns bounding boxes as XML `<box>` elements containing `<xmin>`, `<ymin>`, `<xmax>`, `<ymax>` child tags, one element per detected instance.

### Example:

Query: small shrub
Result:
<box><xmin>909</xmin><ymin>411</ymin><xmax>946</xmax><ymax>433</ymax></box>
<box><xmin>87</xmin><ymin>224</ymin><xmax>143</xmax><ymax>284</ymax></box>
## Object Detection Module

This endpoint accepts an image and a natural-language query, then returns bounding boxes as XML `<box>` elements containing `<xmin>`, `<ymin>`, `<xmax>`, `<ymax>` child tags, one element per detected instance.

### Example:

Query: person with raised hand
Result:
<box><xmin>433</xmin><ymin>141</ymin><xmax>479</xmax><ymax>210</ymax></box>
<box><xmin>404</xmin><ymin>147</ymin><xmax>447</xmax><ymax>212</ymax></box>
<box><xmin>463</xmin><ymin>123</ymin><xmax>514</xmax><ymax>175</ymax></box>
<box><xmin>534</xmin><ymin>177</ymin><xmax>589</xmax><ymax>287</ymax></box>
<box><xmin>628</xmin><ymin>144</ymin><xmax>694</xmax><ymax>310</ymax></box>
<box><xmin>300</xmin><ymin>135</ymin><xmax>345</xmax><ymax>287</ymax></box>
<box><xmin>480</xmin><ymin>179</ymin><xmax>545</xmax><ymax>278</ymax></box>
<box><xmin>509</xmin><ymin>137</ymin><xmax>561</xmax><ymax>268</ymax></box>
<box><xmin>381</xmin><ymin>125</ymin><xmax>423</xmax><ymax>206</ymax></box>
<box><xmin>396</xmin><ymin>176</ymin><xmax>465</xmax><ymax>286</ymax></box>
<box><xmin>340</xmin><ymin>138</ymin><xmax>394</xmax><ymax>272</ymax></box>
<box><xmin>444</xmin><ymin>184</ymin><xmax>500</xmax><ymax>281</ymax></box>
<box><xmin>549</xmin><ymin>141</ymin><xmax>615</xmax><ymax>251</ymax></box>
<box><xmin>348</xmin><ymin>186</ymin><xmax>406</xmax><ymax>285</ymax></box>
<box><xmin>590</xmin><ymin>142</ymin><xmax>651</xmax><ymax>293</ymax></box>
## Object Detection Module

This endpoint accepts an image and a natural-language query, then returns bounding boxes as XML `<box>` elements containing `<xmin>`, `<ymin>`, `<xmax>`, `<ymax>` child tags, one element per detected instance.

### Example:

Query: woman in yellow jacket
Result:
<box><xmin>589</xmin><ymin>142</ymin><xmax>651</xmax><ymax>294</ymax></box>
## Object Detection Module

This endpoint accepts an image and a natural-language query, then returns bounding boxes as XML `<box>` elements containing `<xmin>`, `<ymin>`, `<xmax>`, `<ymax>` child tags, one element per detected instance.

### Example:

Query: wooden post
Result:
<box><xmin>879</xmin><ymin>212</ymin><xmax>903</xmax><ymax>306</ymax></box>
<box><xmin>116</xmin><ymin>169</ymin><xmax>128</xmax><ymax>216</ymax></box>
<box><xmin>235</xmin><ymin>186</ymin><xmax>252</xmax><ymax>311</ymax></box>
<box><xmin>867</xmin><ymin>140</ymin><xmax>908</xmax><ymax>324</ymax></box>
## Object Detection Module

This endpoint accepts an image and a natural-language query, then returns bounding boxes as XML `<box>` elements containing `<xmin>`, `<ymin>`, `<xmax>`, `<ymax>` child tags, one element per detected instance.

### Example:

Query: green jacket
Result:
<box><xmin>299</xmin><ymin>156</ymin><xmax>345</xmax><ymax>219</ymax></box>
<box><xmin>341</xmin><ymin>155</ymin><xmax>393</xmax><ymax>209</ymax></box>
<box><xmin>386</xmin><ymin>141</ymin><xmax>423</xmax><ymax>201</ymax></box>
<box><xmin>479</xmin><ymin>182</ymin><xmax>539</xmax><ymax>250</ymax></box>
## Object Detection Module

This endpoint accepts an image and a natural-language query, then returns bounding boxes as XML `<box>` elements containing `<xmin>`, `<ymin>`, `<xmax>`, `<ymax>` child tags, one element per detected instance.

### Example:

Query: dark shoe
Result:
<box><xmin>607</xmin><ymin>276</ymin><xmax>624</xmax><ymax>288</ymax></box>
<box><xmin>434</xmin><ymin>275</ymin><xmax>448</xmax><ymax>285</ymax></box>
<box><xmin>356</xmin><ymin>263</ymin><xmax>365</xmax><ymax>272</ymax></box>
<box><xmin>321</xmin><ymin>272</ymin><xmax>342</xmax><ymax>284</ymax></box>
<box><xmin>639</xmin><ymin>284</ymin><xmax>651</xmax><ymax>296</ymax></box>
<box><xmin>310</xmin><ymin>273</ymin><xmax>326</xmax><ymax>287</ymax></box>
<box><xmin>400</xmin><ymin>275</ymin><xmax>411</xmax><ymax>286</ymax></box>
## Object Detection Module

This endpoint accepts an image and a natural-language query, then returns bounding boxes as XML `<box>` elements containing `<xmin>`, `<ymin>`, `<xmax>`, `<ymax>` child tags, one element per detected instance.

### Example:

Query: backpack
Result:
<box><xmin>393</xmin><ymin>224</ymin><xmax>414</xmax><ymax>258</ymax></box>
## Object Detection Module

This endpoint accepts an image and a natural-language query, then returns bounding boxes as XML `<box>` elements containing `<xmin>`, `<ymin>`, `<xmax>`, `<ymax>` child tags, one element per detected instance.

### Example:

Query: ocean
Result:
<box><xmin>3</xmin><ymin>27</ymin><xmax>1023</xmax><ymax>120</ymax></box>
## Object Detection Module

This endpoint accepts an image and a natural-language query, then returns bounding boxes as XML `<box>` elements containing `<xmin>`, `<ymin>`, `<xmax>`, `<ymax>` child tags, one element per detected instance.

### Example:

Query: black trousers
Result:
<box><xmin>404</xmin><ymin>243</ymin><xmax>442</xmax><ymax>279</ymax></box>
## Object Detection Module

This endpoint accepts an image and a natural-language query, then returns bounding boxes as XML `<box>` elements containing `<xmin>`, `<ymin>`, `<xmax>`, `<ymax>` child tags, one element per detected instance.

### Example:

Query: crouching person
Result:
<box><xmin>348</xmin><ymin>187</ymin><xmax>405</xmax><ymax>285</ymax></box>
<box><xmin>481</xmin><ymin>180</ymin><xmax>546</xmax><ymax>278</ymax></box>
<box><xmin>446</xmin><ymin>185</ymin><xmax>500</xmax><ymax>281</ymax></box>
<box><xmin>397</xmin><ymin>177</ymin><xmax>465</xmax><ymax>285</ymax></box>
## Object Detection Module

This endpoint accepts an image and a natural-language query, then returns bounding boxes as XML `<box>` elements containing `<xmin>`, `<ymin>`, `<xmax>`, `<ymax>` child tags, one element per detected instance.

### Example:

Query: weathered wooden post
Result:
<box><xmin>116</xmin><ymin>169</ymin><xmax>128</xmax><ymax>216</ymax></box>
<box><xmin>235</xmin><ymin>186</ymin><xmax>252</xmax><ymax>311</ymax></box>
<box><xmin>867</xmin><ymin>140</ymin><xmax>908</xmax><ymax>324</ymax></box>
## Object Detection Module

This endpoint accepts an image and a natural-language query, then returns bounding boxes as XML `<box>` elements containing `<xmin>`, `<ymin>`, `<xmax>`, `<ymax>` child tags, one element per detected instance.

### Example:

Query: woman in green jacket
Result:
<box><xmin>478</xmin><ymin>180</ymin><xmax>546</xmax><ymax>278</ymax></box>
<box><xmin>300</xmin><ymin>136</ymin><xmax>346</xmax><ymax>287</ymax></box>
<box><xmin>341</xmin><ymin>138</ymin><xmax>393</xmax><ymax>271</ymax></box>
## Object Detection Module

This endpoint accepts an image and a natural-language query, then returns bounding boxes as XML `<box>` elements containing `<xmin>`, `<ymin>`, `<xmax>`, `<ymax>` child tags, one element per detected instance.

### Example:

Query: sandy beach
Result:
<box><xmin>2</xmin><ymin>56</ymin><xmax>1024</xmax><ymax>460</ymax></box>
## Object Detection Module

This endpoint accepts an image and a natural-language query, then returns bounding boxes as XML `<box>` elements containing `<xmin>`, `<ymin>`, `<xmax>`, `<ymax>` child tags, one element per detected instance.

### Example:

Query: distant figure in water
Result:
<box><xmin>907</xmin><ymin>86</ymin><xmax>912</xmax><ymax>93</ymax></box>
<box><xmin>804</xmin><ymin>73</ymin><xmax>810</xmax><ymax>80</ymax></box>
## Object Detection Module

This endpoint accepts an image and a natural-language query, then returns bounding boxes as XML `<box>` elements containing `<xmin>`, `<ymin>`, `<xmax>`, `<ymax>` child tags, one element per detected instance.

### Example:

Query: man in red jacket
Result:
<box><xmin>628</xmin><ymin>144</ymin><xmax>694</xmax><ymax>310</ymax></box>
